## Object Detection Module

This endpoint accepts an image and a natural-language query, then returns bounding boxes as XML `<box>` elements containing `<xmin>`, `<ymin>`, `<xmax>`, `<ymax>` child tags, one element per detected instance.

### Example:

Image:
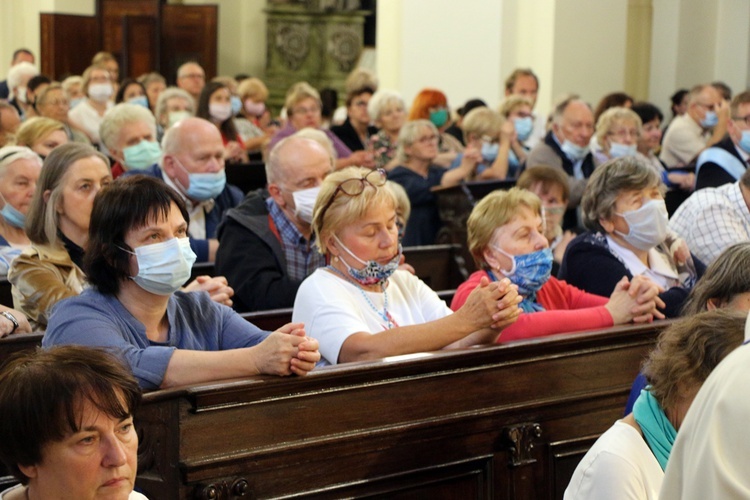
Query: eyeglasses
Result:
<box><xmin>608</xmin><ymin>128</ymin><xmax>639</xmax><ymax>140</ymax></box>
<box><xmin>293</xmin><ymin>105</ymin><xmax>321</xmax><ymax>116</ymax></box>
<box><xmin>734</xmin><ymin>115</ymin><xmax>750</xmax><ymax>126</ymax></box>
<box><xmin>318</xmin><ymin>168</ymin><xmax>387</xmax><ymax>225</ymax></box>
<box><xmin>416</xmin><ymin>134</ymin><xmax>438</xmax><ymax>144</ymax></box>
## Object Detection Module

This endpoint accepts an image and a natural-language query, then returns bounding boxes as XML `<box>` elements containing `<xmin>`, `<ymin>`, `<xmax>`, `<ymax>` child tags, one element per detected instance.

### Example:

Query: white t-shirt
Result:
<box><xmin>565</xmin><ymin>420</ymin><xmax>663</xmax><ymax>500</ymax></box>
<box><xmin>0</xmin><ymin>484</ymin><xmax>148</xmax><ymax>499</ymax></box>
<box><xmin>660</xmin><ymin>343</ymin><xmax>750</xmax><ymax>499</ymax></box>
<box><xmin>292</xmin><ymin>268</ymin><xmax>452</xmax><ymax>365</ymax></box>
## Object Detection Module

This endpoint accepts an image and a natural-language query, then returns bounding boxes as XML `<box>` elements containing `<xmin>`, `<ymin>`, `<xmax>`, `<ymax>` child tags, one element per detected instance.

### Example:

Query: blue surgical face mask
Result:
<box><xmin>514</xmin><ymin>116</ymin><xmax>534</xmax><ymax>142</ymax></box>
<box><xmin>69</xmin><ymin>97</ymin><xmax>85</xmax><ymax>109</ymax></box>
<box><xmin>230</xmin><ymin>96</ymin><xmax>242</xmax><ymax>116</ymax></box>
<box><xmin>334</xmin><ymin>234</ymin><xmax>401</xmax><ymax>286</ymax></box>
<box><xmin>0</xmin><ymin>194</ymin><xmax>25</xmax><ymax>229</ymax></box>
<box><xmin>172</xmin><ymin>157</ymin><xmax>226</xmax><ymax>201</ymax></box>
<box><xmin>561</xmin><ymin>139</ymin><xmax>589</xmax><ymax>161</ymax></box>
<box><xmin>122</xmin><ymin>140</ymin><xmax>162</xmax><ymax>171</ymax></box>
<box><xmin>127</xmin><ymin>96</ymin><xmax>149</xmax><ymax>109</ymax></box>
<box><xmin>739</xmin><ymin>130</ymin><xmax>750</xmax><ymax>154</ymax></box>
<box><xmin>429</xmin><ymin>108</ymin><xmax>448</xmax><ymax>128</ymax></box>
<box><xmin>492</xmin><ymin>244</ymin><xmax>552</xmax><ymax>295</ymax></box>
<box><xmin>481</xmin><ymin>142</ymin><xmax>499</xmax><ymax>163</ymax></box>
<box><xmin>608</xmin><ymin>141</ymin><xmax>637</xmax><ymax>158</ymax></box>
<box><xmin>701</xmin><ymin>110</ymin><xmax>718</xmax><ymax>128</ymax></box>
<box><xmin>168</xmin><ymin>110</ymin><xmax>191</xmax><ymax>128</ymax></box>
<box><xmin>121</xmin><ymin>237</ymin><xmax>197</xmax><ymax>295</ymax></box>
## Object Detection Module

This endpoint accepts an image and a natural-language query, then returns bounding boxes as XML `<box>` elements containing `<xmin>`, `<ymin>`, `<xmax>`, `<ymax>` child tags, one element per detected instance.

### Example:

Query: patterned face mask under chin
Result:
<box><xmin>333</xmin><ymin>234</ymin><xmax>401</xmax><ymax>286</ymax></box>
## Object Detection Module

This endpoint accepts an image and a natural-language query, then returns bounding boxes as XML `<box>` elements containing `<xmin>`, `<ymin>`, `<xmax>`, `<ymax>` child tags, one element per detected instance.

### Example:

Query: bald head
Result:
<box><xmin>163</xmin><ymin>117</ymin><xmax>221</xmax><ymax>155</ymax></box>
<box><xmin>267</xmin><ymin>136</ymin><xmax>333</xmax><ymax>185</ymax></box>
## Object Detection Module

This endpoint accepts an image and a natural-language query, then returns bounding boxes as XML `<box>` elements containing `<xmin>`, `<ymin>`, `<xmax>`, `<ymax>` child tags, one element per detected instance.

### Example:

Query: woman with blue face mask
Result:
<box><xmin>451</xmin><ymin>188</ymin><xmax>664</xmax><ymax>342</ymax></box>
<box><xmin>0</xmin><ymin>147</ymin><xmax>42</xmax><ymax>274</ymax></box>
<box><xmin>592</xmin><ymin>107</ymin><xmax>642</xmax><ymax>165</ymax></box>
<box><xmin>559</xmin><ymin>156</ymin><xmax>706</xmax><ymax>318</ymax></box>
<box><xmin>500</xmin><ymin>95</ymin><xmax>535</xmax><ymax>170</ymax></box>
<box><xmin>448</xmin><ymin>107</ymin><xmax>515</xmax><ymax>180</ymax></box>
<box><xmin>293</xmin><ymin>167</ymin><xmax>523</xmax><ymax>366</ymax></box>
<box><xmin>43</xmin><ymin>175</ymin><xmax>320</xmax><ymax>389</ymax></box>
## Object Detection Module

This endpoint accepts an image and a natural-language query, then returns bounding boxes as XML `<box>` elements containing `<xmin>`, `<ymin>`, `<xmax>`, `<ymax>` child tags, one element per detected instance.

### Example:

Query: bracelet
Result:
<box><xmin>1</xmin><ymin>311</ymin><xmax>19</xmax><ymax>333</ymax></box>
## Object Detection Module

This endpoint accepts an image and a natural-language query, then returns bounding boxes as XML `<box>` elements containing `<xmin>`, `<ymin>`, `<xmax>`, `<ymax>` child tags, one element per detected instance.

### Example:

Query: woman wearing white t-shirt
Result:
<box><xmin>564</xmin><ymin>310</ymin><xmax>744</xmax><ymax>500</ymax></box>
<box><xmin>292</xmin><ymin>166</ymin><xmax>522</xmax><ymax>366</ymax></box>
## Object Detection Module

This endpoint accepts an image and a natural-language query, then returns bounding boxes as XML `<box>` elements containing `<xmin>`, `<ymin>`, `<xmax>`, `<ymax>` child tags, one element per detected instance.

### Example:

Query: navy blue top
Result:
<box><xmin>388</xmin><ymin>165</ymin><xmax>446</xmax><ymax>246</ymax></box>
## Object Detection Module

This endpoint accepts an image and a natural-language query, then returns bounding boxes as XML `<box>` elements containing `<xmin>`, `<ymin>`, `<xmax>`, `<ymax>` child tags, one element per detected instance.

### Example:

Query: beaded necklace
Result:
<box><xmin>326</xmin><ymin>265</ymin><xmax>397</xmax><ymax>329</ymax></box>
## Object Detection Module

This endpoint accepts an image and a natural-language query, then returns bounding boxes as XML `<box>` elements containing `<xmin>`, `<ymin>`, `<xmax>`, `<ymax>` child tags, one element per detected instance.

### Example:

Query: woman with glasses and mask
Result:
<box><xmin>43</xmin><ymin>175</ymin><xmax>320</xmax><ymax>389</ymax></box>
<box><xmin>389</xmin><ymin>120</ymin><xmax>476</xmax><ymax>246</ymax></box>
<box><xmin>293</xmin><ymin>166</ymin><xmax>522</xmax><ymax>366</ymax></box>
<box><xmin>559</xmin><ymin>157</ymin><xmax>705</xmax><ymax>318</ymax></box>
<box><xmin>591</xmin><ymin>107</ymin><xmax>642</xmax><ymax>165</ymax></box>
<box><xmin>451</xmin><ymin>188</ymin><xmax>663</xmax><ymax>342</ymax></box>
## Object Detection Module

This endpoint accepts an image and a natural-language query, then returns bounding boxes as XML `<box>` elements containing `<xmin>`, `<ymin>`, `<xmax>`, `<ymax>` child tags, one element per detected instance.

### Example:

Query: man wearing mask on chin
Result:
<box><xmin>100</xmin><ymin>103</ymin><xmax>164</xmax><ymax>179</ymax></box>
<box><xmin>215</xmin><ymin>135</ymin><xmax>332</xmax><ymax>312</ymax></box>
<box><xmin>526</xmin><ymin>97</ymin><xmax>597</xmax><ymax>229</ymax></box>
<box><xmin>160</xmin><ymin>117</ymin><xmax>243</xmax><ymax>263</ymax></box>
<box><xmin>661</xmin><ymin>84</ymin><xmax>729</xmax><ymax>170</ymax></box>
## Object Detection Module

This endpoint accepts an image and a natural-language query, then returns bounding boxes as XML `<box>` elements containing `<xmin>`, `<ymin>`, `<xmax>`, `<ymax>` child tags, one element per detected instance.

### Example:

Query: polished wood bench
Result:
<box><xmin>402</xmin><ymin>244</ymin><xmax>468</xmax><ymax>290</ymax></box>
<box><xmin>131</xmin><ymin>321</ymin><xmax>668</xmax><ymax>499</ymax></box>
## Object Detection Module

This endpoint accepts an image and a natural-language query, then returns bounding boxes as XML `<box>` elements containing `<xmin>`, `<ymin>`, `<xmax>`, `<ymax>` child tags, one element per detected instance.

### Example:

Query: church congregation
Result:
<box><xmin>1</xmin><ymin>2</ymin><xmax>750</xmax><ymax>498</ymax></box>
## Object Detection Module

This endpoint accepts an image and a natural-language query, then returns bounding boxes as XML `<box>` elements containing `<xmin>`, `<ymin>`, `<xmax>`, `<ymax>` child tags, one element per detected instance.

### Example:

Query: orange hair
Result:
<box><xmin>408</xmin><ymin>88</ymin><xmax>448</xmax><ymax>120</ymax></box>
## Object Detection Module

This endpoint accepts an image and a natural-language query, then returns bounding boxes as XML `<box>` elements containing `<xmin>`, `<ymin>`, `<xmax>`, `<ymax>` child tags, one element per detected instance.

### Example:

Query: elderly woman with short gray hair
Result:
<box><xmin>559</xmin><ymin>156</ymin><xmax>704</xmax><ymax>317</ymax></box>
<box><xmin>368</xmin><ymin>89</ymin><xmax>407</xmax><ymax>170</ymax></box>
<box><xmin>388</xmin><ymin>120</ymin><xmax>475</xmax><ymax>246</ymax></box>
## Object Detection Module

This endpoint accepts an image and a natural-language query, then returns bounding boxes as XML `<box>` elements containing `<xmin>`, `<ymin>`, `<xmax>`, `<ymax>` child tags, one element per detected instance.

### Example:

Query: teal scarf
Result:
<box><xmin>632</xmin><ymin>389</ymin><xmax>676</xmax><ymax>471</ymax></box>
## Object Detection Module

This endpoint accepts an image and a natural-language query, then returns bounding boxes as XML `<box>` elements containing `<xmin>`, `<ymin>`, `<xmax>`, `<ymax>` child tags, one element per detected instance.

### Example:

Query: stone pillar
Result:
<box><xmin>264</xmin><ymin>1</ymin><xmax>368</xmax><ymax>111</ymax></box>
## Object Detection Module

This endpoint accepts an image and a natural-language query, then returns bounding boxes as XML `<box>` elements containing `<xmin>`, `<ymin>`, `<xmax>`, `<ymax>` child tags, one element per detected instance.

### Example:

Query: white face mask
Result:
<box><xmin>88</xmin><ymin>83</ymin><xmax>113</xmax><ymax>102</ymax></box>
<box><xmin>122</xmin><ymin>237</ymin><xmax>197</xmax><ymax>295</ymax></box>
<box><xmin>209</xmin><ymin>102</ymin><xmax>232</xmax><ymax>122</ymax></box>
<box><xmin>15</xmin><ymin>86</ymin><xmax>27</xmax><ymax>104</ymax></box>
<box><xmin>292</xmin><ymin>186</ymin><xmax>321</xmax><ymax>224</ymax></box>
<box><xmin>614</xmin><ymin>199</ymin><xmax>668</xmax><ymax>251</ymax></box>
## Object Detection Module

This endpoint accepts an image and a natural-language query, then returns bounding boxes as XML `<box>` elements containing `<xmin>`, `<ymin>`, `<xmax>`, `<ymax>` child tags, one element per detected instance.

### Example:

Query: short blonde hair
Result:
<box><xmin>594</xmin><ymin>106</ymin><xmax>642</xmax><ymax>147</ymax></box>
<box><xmin>284</xmin><ymin>82</ymin><xmax>322</xmax><ymax>116</ymax></box>
<box><xmin>237</xmin><ymin>78</ymin><xmax>269</xmax><ymax>102</ymax></box>
<box><xmin>499</xmin><ymin>95</ymin><xmax>533</xmax><ymax>118</ymax></box>
<box><xmin>462</xmin><ymin>107</ymin><xmax>503</xmax><ymax>141</ymax></box>
<box><xmin>387</xmin><ymin>180</ymin><xmax>411</xmax><ymax>226</ymax></box>
<box><xmin>81</xmin><ymin>65</ymin><xmax>110</xmax><ymax>96</ymax></box>
<box><xmin>14</xmin><ymin>117</ymin><xmax>66</xmax><ymax>149</ymax></box>
<box><xmin>313</xmin><ymin>167</ymin><xmax>397</xmax><ymax>254</ymax></box>
<box><xmin>467</xmin><ymin>188</ymin><xmax>542</xmax><ymax>268</ymax></box>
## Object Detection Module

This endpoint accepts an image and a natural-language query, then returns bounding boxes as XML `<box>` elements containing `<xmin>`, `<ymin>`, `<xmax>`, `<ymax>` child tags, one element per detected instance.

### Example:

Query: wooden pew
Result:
<box><xmin>131</xmin><ymin>321</ymin><xmax>667</xmax><ymax>499</ymax></box>
<box><xmin>225</xmin><ymin>162</ymin><xmax>267</xmax><ymax>194</ymax></box>
<box><xmin>0</xmin><ymin>278</ymin><xmax>12</xmax><ymax>309</ymax></box>
<box><xmin>402</xmin><ymin>244</ymin><xmax>468</xmax><ymax>290</ymax></box>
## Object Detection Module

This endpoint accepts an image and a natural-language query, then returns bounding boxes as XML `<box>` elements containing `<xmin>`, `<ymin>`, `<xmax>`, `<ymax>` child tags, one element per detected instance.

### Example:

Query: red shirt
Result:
<box><xmin>451</xmin><ymin>270</ymin><xmax>612</xmax><ymax>342</ymax></box>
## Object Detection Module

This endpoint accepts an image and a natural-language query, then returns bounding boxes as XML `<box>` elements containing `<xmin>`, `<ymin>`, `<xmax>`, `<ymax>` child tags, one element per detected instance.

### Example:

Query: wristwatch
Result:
<box><xmin>1</xmin><ymin>311</ymin><xmax>19</xmax><ymax>333</ymax></box>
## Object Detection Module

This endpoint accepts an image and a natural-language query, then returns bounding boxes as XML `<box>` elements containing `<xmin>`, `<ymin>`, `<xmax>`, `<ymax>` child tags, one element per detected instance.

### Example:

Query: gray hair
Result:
<box><xmin>61</xmin><ymin>76</ymin><xmax>82</xmax><ymax>96</ymax></box>
<box><xmin>0</xmin><ymin>146</ymin><xmax>42</xmax><ymax>179</ymax></box>
<box><xmin>681</xmin><ymin>243</ymin><xmax>750</xmax><ymax>316</ymax></box>
<box><xmin>581</xmin><ymin>156</ymin><xmax>663</xmax><ymax>233</ymax></box>
<box><xmin>368</xmin><ymin>89</ymin><xmax>406</xmax><ymax>122</ymax></box>
<box><xmin>551</xmin><ymin>95</ymin><xmax>585</xmax><ymax>126</ymax></box>
<box><xmin>99</xmin><ymin>103</ymin><xmax>156</xmax><ymax>150</ymax></box>
<box><xmin>154</xmin><ymin>87</ymin><xmax>195</xmax><ymax>127</ymax></box>
<box><xmin>7</xmin><ymin>62</ymin><xmax>38</xmax><ymax>95</ymax></box>
<box><xmin>137</xmin><ymin>72</ymin><xmax>166</xmax><ymax>88</ymax></box>
<box><xmin>395</xmin><ymin>120</ymin><xmax>438</xmax><ymax>163</ymax></box>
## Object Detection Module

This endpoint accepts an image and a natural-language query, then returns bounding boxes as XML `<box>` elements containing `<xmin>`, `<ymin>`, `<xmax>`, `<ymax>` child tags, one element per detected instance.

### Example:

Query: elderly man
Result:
<box><xmin>0</xmin><ymin>102</ymin><xmax>20</xmax><ymax>146</ymax></box>
<box><xmin>6</xmin><ymin>61</ymin><xmax>39</xmax><ymax>121</ymax></box>
<box><xmin>526</xmin><ymin>97</ymin><xmax>596</xmax><ymax>227</ymax></box>
<box><xmin>661</xmin><ymin>84</ymin><xmax>729</xmax><ymax>169</ymax></box>
<box><xmin>100</xmin><ymin>103</ymin><xmax>163</xmax><ymax>178</ymax></box>
<box><xmin>215</xmin><ymin>135</ymin><xmax>332</xmax><ymax>311</ymax></box>
<box><xmin>176</xmin><ymin>62</ymin><xmax>206</xmax><ymax>104</ymax></box>
<box><xmin>694</xmin><ymin>91</ymin><xmax>750</xmax><ymax>190</ymax></box>
<box><xmin>669</xmin><ymin>168</ymin><xmax>750</xmax><ymax>265</ymax></box>
<box><xmin>0</xmin><ymin>48</ymin><xmax>34</xmax><ymax>100</ymax></box>
<box><xmin>504</xmin><ymin>68</ymin><xmax>544</xmax><ymax>147</ymax></box>
<box><xmin>157</xmin><ymin>117</ymin><xmax>243</xmax><ymax>262</ymax></box>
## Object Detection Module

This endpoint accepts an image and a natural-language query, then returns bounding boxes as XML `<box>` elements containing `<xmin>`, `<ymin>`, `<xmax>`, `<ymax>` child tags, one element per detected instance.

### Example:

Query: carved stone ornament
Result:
<box><xmin>327</xmin><ymin>26</ymin><xmax>361</xmax><ymax>72</ymax></box>
<box><xmin>502</xmin><ymin>422</ymin><xmax>543</xmax><ymax>467</ymax></box>
<box><xmin>275</xmin><ymin>23</ymin><xmax>310</xmax><ymax>71</ymax></box>
<box><xmin>195</xmin><ymin>478</ymin><xmax>250</xmax><ymax>499</ymax></box>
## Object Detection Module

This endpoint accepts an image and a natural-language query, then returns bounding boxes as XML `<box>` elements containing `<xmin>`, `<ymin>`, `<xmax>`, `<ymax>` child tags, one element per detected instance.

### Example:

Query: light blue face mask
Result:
<box><xmin>122</xmin><ymin>140</ymin><xmax>162</xmax><ymax>171</ymax></box>
<box><xmin>608</xmin><ymin>141</ymin><xmax>637</xmax><ymax>158</ymax></box>
<box><xmin>127</xmin><ymin>96</ymin><xmax>149</xmax><ymax>109</ymax></box>
<box><xmin>740</xmin><ymin>130</ymin><xmax>750</xmax><ymax>154</ymax></box>
<box><xmin>561</xmin><ymin>140</ymin><xmax>589</xmax><ymax>161</ymax></box>
<box><xmin>514</xmin><ymin>116</ymin><xmax>534</xmax><ymax>142</ymax></box>
<box><xmin>69</xmin><ymin>97</ymin><xmax>85</xmax><ymax>109</ymax></box>
<box><xmin>172</xmin><ymin>157</ymin><xmax>226</xmax><ymax>201</ymax></box>
<box><xmin>701</xmin><ymin>110</ymin><xmax>718</xmax><ymax>128</ymax></box>
<box><xmin>121</xmin><ymin>237</ymin><xmax>197</xmax><ymax>295</ymax></box>
<box><xmin>0</xmin><ymin>196</ymin><xmax>25</xmax><ymax>229</ymax></box>
<box><xmin>230</xmin><ymin>96</ymin><xmax>242</xmax><ymax>116</ymax></box>
<box><xmin>481</xmin><ymin>142</ymin><xmax>499</xmax><ymax>163</ymax></box>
